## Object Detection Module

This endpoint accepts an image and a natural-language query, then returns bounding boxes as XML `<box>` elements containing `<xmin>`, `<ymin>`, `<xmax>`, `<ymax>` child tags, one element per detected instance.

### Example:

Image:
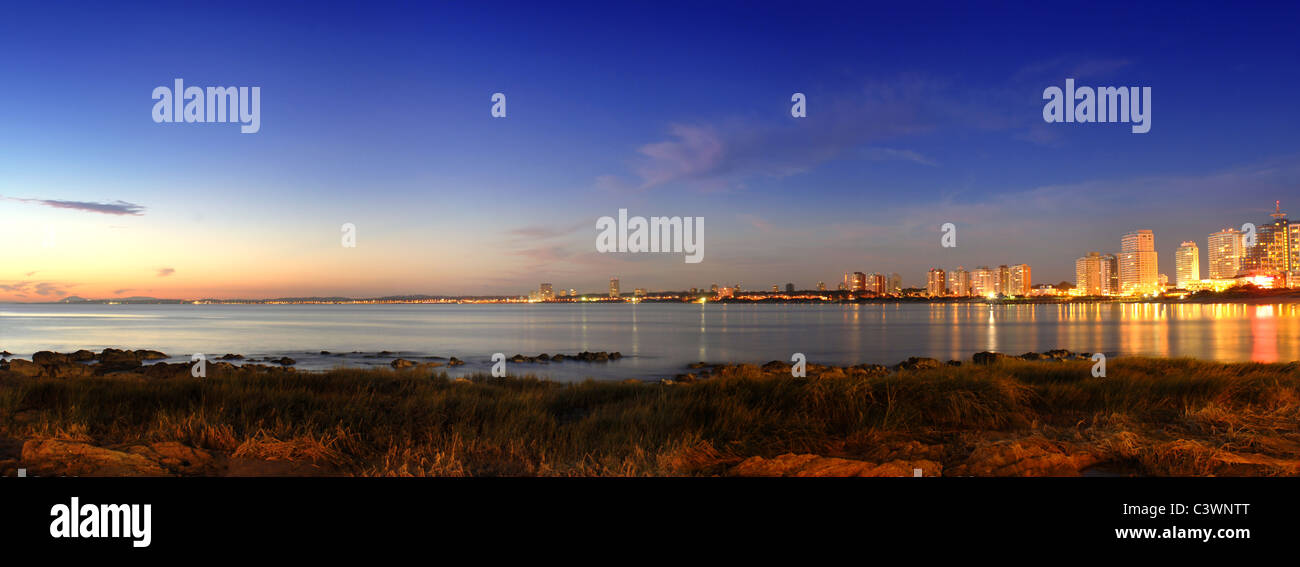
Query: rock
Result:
<box><xmin>391</xmin><ymin>358</ymin><xmax>416</xmax><ymax>369</ymax></box>
<box><xmin>218</xmin><ymin>353</ymin><xmax>245</xmax><ymax>360</ymax></box>
<box><xmin>125</xmin><ymin>442</ymin><xmax>214</xmax><ymax>475</ymax></box>
<box><xmin>6</xmin><ymin>359</ymin><xmax>43</xmax><ymax>377</ymax></box>
<box><xmin>897</xmin><ymin>357</ymin><xmax>942</xmax><ymax>371</ymax></box>
<box><xmin>688</xmin><ymin>362</ymin><xmax>709</xmax><ymax>369</ymax></box>
<box><xmin>550</xmin><ymin>354</ymin><xmax>567</xmax><ymax>362</ymax></box>
<box><xmin>946</xmin><ymin>360</ymin><xmax>962</xmax><ymax>366</ymax></box>
<box><xmin>46</xmin><ymin>363</ymin><xmax>93</xmax><ymax>379</ymax></box>
<box><xmin>319</xmin><ymin>350</ymin><xmax>331</xmax><ymax>355</ymax></box>
<box><xmin>275</xmin><ymin>357</ymin><xmax>296</xmax><ymax>365</ymax></box>
<box><xmin>536</xmin><ymin>353</ymin><xmax>550</xmax><ymax>361</ymax></box>
<box><xmin>609</xmin><ymin>352</ymin><xmax>623</xmax><ymax>360</ymax></box>
<box><xmin>21</xmin><ymin>439</ymin><xmax>169</xmax><ymax>476</ymax></box>
<box><xmin>1045</xmin><ymin>349</ymin><xmax>1074</xmax><ymax>359</ymax></box>
<box><xmin>973</xmin><ymin>351</ymin><xmax>1007</xmax><ymax>365</ymax></box>
<box><xmin>949</xmin><ymin>440</ymin><xmax>1100</xmax><ymax>477</ymax></box>
<box><xmin>142</xmin><ymin>362</ymin><xmax>191</xmax><ymax>379</ymax></box>
<box><xmin>761</xmin><ymin>360</ymin><xmax>789</xmax><ymax>372</ymax></box>
<box><xmin>70</xmin><ymin>350</ymin><xmax>96</xmax><ymax>362</ymax></box>
<box><xmin>447</xmin><ymin>357</ymin><xmax>465</xmax><ymax>366</ymax></box>
<box><xmin>728</xmin><ymin>453</ymin><xmax>940</xmax><ymax>477</ymax></box>
<box><xmin>32</xmin><ymin>351</ymin><xmax>70</xmax><ymax>365</ymax></box>
<box><xmin>136</xmin><ymin>350</ymin><xmax>168</xmax><ymax>360</ymax></box>
<box><xmin>1019</xmin><ymin>352</ymin><xmax>1050</xmax><ymax>361</ymax></box>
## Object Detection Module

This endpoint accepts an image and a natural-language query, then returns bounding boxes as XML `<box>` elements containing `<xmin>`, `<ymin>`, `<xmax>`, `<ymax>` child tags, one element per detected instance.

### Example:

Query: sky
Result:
<box><xmin>2</xmin><ymin>1</ymin><xmax>1299</xmax><ymax>301</ymax></box>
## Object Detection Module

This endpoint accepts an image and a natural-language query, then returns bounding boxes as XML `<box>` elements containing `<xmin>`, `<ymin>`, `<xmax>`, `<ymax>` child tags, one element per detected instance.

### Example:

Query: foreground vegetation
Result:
<box><xmin>2</xmin><ymin>356</ymin><xmax>1298</xmax><ymax>476</ymax></box>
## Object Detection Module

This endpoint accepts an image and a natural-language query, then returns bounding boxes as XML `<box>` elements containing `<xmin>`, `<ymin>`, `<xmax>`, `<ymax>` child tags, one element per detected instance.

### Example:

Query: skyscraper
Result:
<box><xmin>1119</xmin><ymin>230</ymin><xmax>1159</xmax><ymax>295</ymax></box>
<box><xmin>887</xmin><ymin>273</ymin><xmax>902</xmax><ymax>294</ymax></box>
<box><xmin>1075</xmin><ymin>252</ymin><xmax>1102</xmax><ymax>296</ymax></box>
<box><xmin>1175</xmin><ymin>241</ymin><xmax>1200</xmax><ymax>288</ymax></box>
<box><xmin>1009</xmin><ymin>264</ymin><xmax>1031</xmax><ymax>296</ymax></box>
<box><xmin>1101</xmin><ymin>253</ymin><xmax>1119</xmax><ymax>295</ymax></box>
<box><xmin>539</xmin><ymin>283</ymin><xmax>555</xmax><ymax>301</ymax></box>
<box><xmin>1207</xmin><ymin>228</ymin><xmax>1243</xmax><ymax>279</ymax></box>
<box><xmin>926</xmin><ymin>268</ymin><xmax>947</xmax><ymax>297</ymax></box>
<box><xmin>866</xmin><ymin>273</ymin><xmax>886</xmax><ymax>294</ymax></box>
<box><xmin>997</xmin><ymin>265</ymin><xmax>1011</xmax><ymax>296</ymax></box>
<box><xmin>851</xmin><ymin>272</ymin><xmax>867</xmax><ymax>292</ymax></box>
<box><xmin>973</xmin><ymin>266</ymin><xmax>996</xmax><ymax>296</ymax></box>
<box><xmin>951</xmin><ymin>267</ymin><xmax>971</xmax><ymax>296</ymax></box>
<box><xmin>609</xmin><ymin>277</ymin><xmax>620</xmax><ymax>298</ymax></box>
<box><xmin>1241</xmin><ymin>202</ymin><xmax>1293</xmax><ymax>284</ymax></box>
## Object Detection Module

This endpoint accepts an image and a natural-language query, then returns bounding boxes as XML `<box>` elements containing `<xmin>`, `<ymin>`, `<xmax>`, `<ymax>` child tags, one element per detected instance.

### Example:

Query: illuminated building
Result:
<box><xmin>926</xmin><ymin>268</ymin><xmax>947</xmax><ymax>297</ymax></box>
<box><xmin>1008</xmin><ymin>264</ymin><xmax>1031</xmax><ymax>296</ymax></box>
<box><xmin>1207</xmin><ymin>228</ymin><xmax>1243</xmax><ymax>279</ymax></box>
<box><xmin>609</xmin><ymin>277</ymin><xmax>620</xmax><ymax>298</ymax></box>
<box><xmin>972</xmin><ymin>266</ymin><xmax>996</xmax><ymax>296</ymax></box>
<box><xmin>1175</xmin><ymin>241</ymin><xmax>1200</xmax><ymax>289</ymax></box>
<box><xmin>888</xmin><ymin>273</ymin><xmax>902</xmax><ymax>294</ymax></box>
<box><xmin>1119</xmin><ymin>230</ymin><xmax>1159</xmax><ymax>295</ymax></box>
<box><xmin>950</xmin><ymin>267</ymin><xmax>971</xmax><ymax>296</ymax></box>
<box><xmin>539</xmin><ymin>283</ymin><xmax>555</xmax><ymax>301</ymax></box>
<box><xmin>1076</xmin><ymin>253</ymin><xmax>1101</xmax><ymax>295</ymax></box>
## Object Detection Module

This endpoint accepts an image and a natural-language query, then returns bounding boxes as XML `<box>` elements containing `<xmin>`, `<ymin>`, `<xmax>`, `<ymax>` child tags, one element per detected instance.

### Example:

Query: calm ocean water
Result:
<box><xmin>2</xmin><ymin>302</ymin><xmax>1298</xmax><ymax>381</ymax></box>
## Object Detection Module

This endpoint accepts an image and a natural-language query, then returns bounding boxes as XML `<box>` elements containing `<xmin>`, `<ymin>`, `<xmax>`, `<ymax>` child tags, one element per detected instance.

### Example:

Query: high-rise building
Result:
<box><xmin>887</xmin><ymin>273</ymin><xmax>902</xmax><ymax>294</ymax></box>
<box><xmin>816</xmin><ymin>281</ymin><xmax>827</xmax><ymax>292</ymax></box>
<box><xmin>1075</xmin><ymin>252</ymin><xmax>1102</xmax><ymax>295</ymax></box>
<box><xmin>972</xmin><ymin>266</ymin><xmax>997</xmax><ymax>296</ymax></box>
<box><xmin>1241</xmin><ymin>202</ymin><xmax>1293</xmax><ymax>285</ymax></box>
<box><xmin>785</xmin><ymin>283</ymin><xmax>795</xmax><ymax>293</ymax></box>
<box><xmin>865</xmin><ymin>273</ymin><xmax>886</xmax><ymax>294</ymax></box>
<box><xmin>996</xmin><ymin>265</ymin><xmax>1011</xmax><ymax>296</ymax></box>
<box><xmin>951</xmin><ymin>267</ymin><xmax>972</xmax><ymax>296</ymax></box>
<box><xmin>1008</xmin><ymin>264</ymin><xmax>1031</xmax><ymax>296</ymax></box>
<box><xmin>1207</xmin><ymin>228</ymin><xmax>1243</xmax><ymax>279</ymax></box>
<box><xmin>1101</xmin><ymin>253</ymin><xmax>1119</xmax><ymax>294</ymax></box>
<box><xmin>851</xmin><ymin>272</ymin><xmax>867</xmax><ymax>292</ymax></box>
<box><xmin>1175</xmin><ymin>241</ymin><xmax>1200</xmax><ymax>289</ymax></box>
<box><xmin>609</xmin><ymin>277</ymin><xmax>620</xmax><ymax>298</ymax></box>
<box><xmin>771</xmin><ymin>284</ymin><xmax>780</xmax><ymax>293</ymax></box>
<box><xmin>1119</xmin><ymin>230</ymin><xmax>1159</xmax><ymax>295</ymax></box>
<box><xmin>926</xmin><ymin>268</ymin><xmax>947</xmax><ymax>297</ymax></box>
<box><xmin>539</xmin><ymin>283</ymin><xmax>555</xmax><ymax>301</ymax></box>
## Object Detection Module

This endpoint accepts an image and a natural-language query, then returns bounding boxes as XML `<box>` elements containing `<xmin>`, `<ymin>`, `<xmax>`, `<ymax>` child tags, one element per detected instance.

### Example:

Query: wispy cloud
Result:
<box><xmin>156</xmin><ymin>267</ymin><xmax>175</xmax><ymax>277</ymax></box>
<box><xmin>3</xmin><ymin>196</ymin><xmax>146</xmax><ymax>216</ymax></box>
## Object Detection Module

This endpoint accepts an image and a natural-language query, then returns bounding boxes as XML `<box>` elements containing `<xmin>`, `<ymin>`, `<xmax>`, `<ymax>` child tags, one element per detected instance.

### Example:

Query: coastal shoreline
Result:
<box><xmin>2</xmin><ymin>348</ymin><xmax>1297</xmax><ymax>478</ymax></box>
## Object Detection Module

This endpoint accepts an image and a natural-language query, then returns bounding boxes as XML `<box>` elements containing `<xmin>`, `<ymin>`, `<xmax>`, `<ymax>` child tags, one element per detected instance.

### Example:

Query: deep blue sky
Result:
<box><xmin>2</xmin><ymin>1</ymin><xmax>1298</xmax><ymax>299</ymax></box>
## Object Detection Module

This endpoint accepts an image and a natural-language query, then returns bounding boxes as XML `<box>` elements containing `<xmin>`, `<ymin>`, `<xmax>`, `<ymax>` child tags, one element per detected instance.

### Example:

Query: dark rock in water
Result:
<box><xmin>897</xmin><ymin>357</ymin><xmax>941</xmax><ymax>371</ymax></box>
<box><xmin>70</xmin><ymin>350</ymin><xmax>96</xmax><ymax>362</ymax></box>
<box><xmin>33</xmin><ymin>351</ymin><xmax>70</xmax><ymax>365</ymax></box>
<box><xmin>0</xmin><ymin>350</ymin><xmax>12</xmax><ymax>357</ymax></box>
<box><xmin>852</xmin><ymin>364</ymin><xmax>889</xmax><ymax>376</ymax></box>
<box><xmin>609</xmin><ymin>352</ymin><xmax>623</xmax><ymax>360</ymax></box>
<box><xmin>550</xmin><ymin>354</ymin><xmax>567</xmax><ymax>362</ymax></box>
<box><xmin>136</xmin><ymin>350</ymin><xmax>168</xmax><ymax>361</ymax></box>
<box><xmin>379</xmin><ymin>351</ymin><xmax>396</xmax><ymax>356</ymax></box>
<box><xmin>320</xmin><ymin>350</ymin><xmax>331</xmax><ymax>355</ymax></box>
<box><xmin>391</xmin><ymin>358</ymin><xmax>416</xmax><ymax>369</ymax></box>
<box><xmin>536</xmin><ymin>353</ymin><xmax>550</xmax><ymax>361</ymax></box>
<box><xmin>275</xmin><ymin>357</ymin><xmax>296</xmax><ymax>365</ymax></box>
<box><xmin>1019</xmin><ymin>352</ymin><xmax>1049</xmax><ymax>361</ymax></box>
<box><xmin>218</xmin><ymin>354</ymin><xmax>244</xmax><ymax>360</ymax></box>
<box><xmin>98</xmin><ymin>349</ymin><xmax>143</xmax><ymax>372</ymax></box>
<box><xmin>688</xmin><ymin>362</ymin><xmax>709</xmax><ymax>369</ymax></box>
<box><xmin>1045</xmin><ymin>349</ymin><xmax>1074</xmax><ymax>360</ymax></box>
<box><xmin>447</xmin><ymin>357</ymin><xmax>464</xmax><ymax>366</ymax></box>
<box><xmin>946</xmin><ymin>360</ymin><xmax>962</xmax><ymax>366</ymax></box>
<box><xmin>762</xmin><ymin>360</ymin><xmax>789</xmax><ymax>372</ymax></box>
<box><xmin>973</xmin><ymin>351</ymin><xmax>1007</xmax><ymax>365</ymax></box>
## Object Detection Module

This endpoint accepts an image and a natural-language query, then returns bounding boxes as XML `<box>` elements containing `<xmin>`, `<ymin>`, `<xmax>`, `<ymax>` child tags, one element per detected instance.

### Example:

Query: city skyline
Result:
<box><xmin>4</xmin><ymin>3</ymin><xmax>1300</xmax><ymax>301</ymax></box>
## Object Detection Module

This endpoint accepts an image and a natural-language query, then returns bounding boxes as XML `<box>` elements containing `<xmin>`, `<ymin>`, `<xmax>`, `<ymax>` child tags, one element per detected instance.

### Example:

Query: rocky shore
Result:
<box><xmin>1</xmin><ymin>347</ymin><xmax>1297</xmax><ymax>477</ymax></box>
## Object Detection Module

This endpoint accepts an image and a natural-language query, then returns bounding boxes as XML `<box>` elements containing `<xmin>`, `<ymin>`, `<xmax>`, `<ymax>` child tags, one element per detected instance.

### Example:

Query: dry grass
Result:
<box><xmin>1</xmin><ymin>357</ymin><xmax>1297</xmax><ymax>476</ymax></box>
